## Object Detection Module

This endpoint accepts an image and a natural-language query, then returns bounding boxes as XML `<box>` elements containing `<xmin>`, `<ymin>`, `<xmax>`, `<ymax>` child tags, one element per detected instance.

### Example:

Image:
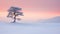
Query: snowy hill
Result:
<box><xmin>0</xmin><ymin>22</ymin><xmax>60</xmax><ymax>34</ymax></box>
<box><xmin>38</xmin><ymin>16</ymin><xmax>60</xmax><ymax>23</ymax></box>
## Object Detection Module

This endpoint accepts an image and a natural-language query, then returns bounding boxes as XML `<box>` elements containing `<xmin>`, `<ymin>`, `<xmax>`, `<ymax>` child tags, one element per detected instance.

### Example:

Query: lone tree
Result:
<box><xmin>7</xmin><ymin>6</ymin><xmax>24</xmax><ymax>23</ymax></box>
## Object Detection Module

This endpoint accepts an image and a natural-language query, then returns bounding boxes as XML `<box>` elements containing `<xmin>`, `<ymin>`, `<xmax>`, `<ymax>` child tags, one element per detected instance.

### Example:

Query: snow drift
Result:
<box><xmin>0</xmin><ymin>22</ymin><xmax>60</xmax><ymax>34</ymax></box>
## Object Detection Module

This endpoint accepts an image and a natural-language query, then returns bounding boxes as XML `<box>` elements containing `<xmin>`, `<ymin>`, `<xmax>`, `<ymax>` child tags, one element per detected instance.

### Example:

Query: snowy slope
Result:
<box><xmin>0</xmin><ymin>22</ymin><xmax>60</xmax><ymax>34</ymax></box>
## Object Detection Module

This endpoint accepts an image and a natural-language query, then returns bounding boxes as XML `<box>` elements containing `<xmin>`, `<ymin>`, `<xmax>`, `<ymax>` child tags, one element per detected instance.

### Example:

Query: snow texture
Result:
<box><xmin>0</xmin><ymin>22</ymin><xmax>60</xmax><ymax>34</ymax></box>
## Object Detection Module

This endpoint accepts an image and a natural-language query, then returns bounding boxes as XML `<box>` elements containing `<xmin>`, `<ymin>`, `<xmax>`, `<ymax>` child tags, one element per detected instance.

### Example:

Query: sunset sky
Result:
<box><xmin>0</xmin><ymin>0</ymin><xmax>60</xmax><ymax>22</ymax></box>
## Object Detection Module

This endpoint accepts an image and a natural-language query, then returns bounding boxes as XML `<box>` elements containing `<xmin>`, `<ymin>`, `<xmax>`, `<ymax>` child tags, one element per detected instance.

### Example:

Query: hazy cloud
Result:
<box><xmin>0</xmin><ymin>0</ymin><xmax>60</xmax><ymax>12</ymax></box>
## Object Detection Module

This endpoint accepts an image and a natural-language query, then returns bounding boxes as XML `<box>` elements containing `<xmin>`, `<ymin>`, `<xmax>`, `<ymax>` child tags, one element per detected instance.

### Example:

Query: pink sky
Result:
<box><xmin>0</xmin><ymin>0</ymin><xmax>60</xmax><ymax>22</ymax></box>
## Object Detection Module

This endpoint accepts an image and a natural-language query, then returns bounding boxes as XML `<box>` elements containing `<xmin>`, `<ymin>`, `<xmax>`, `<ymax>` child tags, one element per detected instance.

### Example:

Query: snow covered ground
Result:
<box><xmin>0</xmin><ymin>22</ymin><xmax>60</xmax><ymax>34</ymax></box>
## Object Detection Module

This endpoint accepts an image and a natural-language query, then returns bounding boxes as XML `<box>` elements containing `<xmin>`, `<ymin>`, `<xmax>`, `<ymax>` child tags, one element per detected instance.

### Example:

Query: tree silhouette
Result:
<box><xmin>7</xmin><ymin>6</ymin><xmax>23</xmax><ymax>23</ymax></box>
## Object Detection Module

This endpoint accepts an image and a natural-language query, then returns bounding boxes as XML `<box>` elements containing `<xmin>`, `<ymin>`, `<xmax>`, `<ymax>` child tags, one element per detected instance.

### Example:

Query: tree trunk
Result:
<box><xmin>13</xmin><ymin>12</ymin><xmax>16</xmax><ymax>23</ymax></box>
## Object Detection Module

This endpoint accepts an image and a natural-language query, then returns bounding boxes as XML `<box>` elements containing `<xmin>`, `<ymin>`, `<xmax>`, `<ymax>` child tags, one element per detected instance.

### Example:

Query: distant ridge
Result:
<box><xmin>38</xmin><ymin>16</ymin><xmax>60</xmax><ymax>23</ymax></box>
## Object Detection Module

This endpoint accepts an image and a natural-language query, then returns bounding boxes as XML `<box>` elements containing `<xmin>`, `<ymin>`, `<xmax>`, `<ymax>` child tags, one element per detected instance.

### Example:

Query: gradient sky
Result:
<box><xmin>0</xmin><ymin>0</ymin><xmax>60</xmax><ymax>22</ymax></box>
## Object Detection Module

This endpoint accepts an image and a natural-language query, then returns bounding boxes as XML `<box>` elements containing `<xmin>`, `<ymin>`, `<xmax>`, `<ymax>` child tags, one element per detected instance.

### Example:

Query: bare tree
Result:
<box><xmin>7</xmin><ymin>6</ymin><xmax>24</xmax><ymax>23</ymax></box>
